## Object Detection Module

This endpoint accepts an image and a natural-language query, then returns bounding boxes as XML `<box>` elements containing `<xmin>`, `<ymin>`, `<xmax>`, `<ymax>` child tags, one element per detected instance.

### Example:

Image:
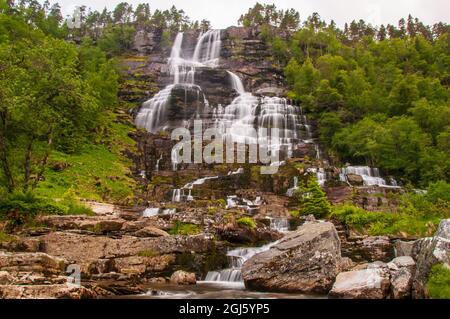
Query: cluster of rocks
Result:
<box><xmin>0</xmin><ymin>213</ymin><xmax>227</xmax><ymax>299</ymax></box>
<box><xmin>241</xmin><ymin>219</ymin><xmax>450</xmax><ymax>299</ymax></box>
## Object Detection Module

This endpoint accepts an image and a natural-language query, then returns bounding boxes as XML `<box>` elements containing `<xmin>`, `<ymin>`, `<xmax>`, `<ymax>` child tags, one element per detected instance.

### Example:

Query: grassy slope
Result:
<box><xmin>35</xmin><ymin>112</ymin><xmax>138</xmax><ymax>205</ymax></box>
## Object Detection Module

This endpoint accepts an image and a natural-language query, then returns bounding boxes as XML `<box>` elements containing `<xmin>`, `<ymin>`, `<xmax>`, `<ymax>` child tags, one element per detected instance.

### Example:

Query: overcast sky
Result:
<box><xmin>42</xmin><ymin>0</ymin><xmax>449</xmax><ymax>29</ymax></box>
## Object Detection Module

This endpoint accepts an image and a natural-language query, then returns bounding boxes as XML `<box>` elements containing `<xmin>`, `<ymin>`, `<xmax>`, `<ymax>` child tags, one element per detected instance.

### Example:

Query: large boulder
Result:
<box><xmin>412</xmin><ymin>219</ymin><xmax>450</xmax><ymax>298</ymax></box>
<box><xmin>242</xmin><ymin>221</ymin><xmax>342</xmax><ymax>293</ymax></box>
<box><xmin>329</xmin><ymin>265</ymin><xmax>391</xmax><ymax>299</ymax></box>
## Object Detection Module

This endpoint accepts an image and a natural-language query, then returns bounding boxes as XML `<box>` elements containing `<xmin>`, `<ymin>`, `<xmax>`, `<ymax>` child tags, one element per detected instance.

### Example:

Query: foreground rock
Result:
<box><xmin>170</xmin><ymin>270</ymin><xmax>196</xmax><ymax>285</ymax></box>
<box><xmin>412</xmin><ymin>219</ymin><xmax>450</xmax><ymax>298</ymax></box>
<box><xmin>242</xmin><ymin>221</ymin><xmax>341</xmax><ymax>293</ymax></box>
<box><xmin>0</xmin><ymin>284</ymin><xmax>96</xmax><ymax>299</ymax></box>
<box><xmin>330</xmin><ymin>256</ymin><xmax>417</xmax><ymax>299</ymax></box>
<box><xmin>329</xmin><ymin>265</ymin><xmax>390</xmax><ymax>299</ymax></box>
<box><xmin>0</xmin><ymin>252</ymin><xmax>66</xmax><ymax>275</ymax></box>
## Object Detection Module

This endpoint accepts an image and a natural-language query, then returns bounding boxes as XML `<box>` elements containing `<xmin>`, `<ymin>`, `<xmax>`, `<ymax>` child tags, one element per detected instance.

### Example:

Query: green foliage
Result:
<box><xmin>296</xmin><ymin>176</ymin><xmax>331</xmax><ymax>218</ymax></box>
<box><xmin>0</xmin><ymin>191</ymin><xmax>93</xmax><ymax>226</ymax></box>
<box><xmin>275</xmin><ymin>15</ymin><xmax>450</xmax><ymax>187</ymax></box>
<box><xmin>331</xmin><ymin>181</ymin><xmax>450</xmax><ymax>236</ymax></box>
<box><xmin>237</xmin><ymin>217</ymin><xmax>256</xmax><ymax>230</ymax></box>
<box><xmin>169</xmin><ymin>222</ymin><xmax>201</xmax><ymax>235</ymax></box>
<box><xmin>427</xmin><ymin>264</ymin><xmax>450</xmax><ymax>299</ymax></box>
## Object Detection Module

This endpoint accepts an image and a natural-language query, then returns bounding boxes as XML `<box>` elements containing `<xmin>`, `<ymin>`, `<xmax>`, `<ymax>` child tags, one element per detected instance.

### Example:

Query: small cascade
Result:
<box><xmin>286</xmin><ymin>176</ymin><xmax>299</xmax><ymax>197</ymax></box>
<box><xmin>316</xmin><ymin>168</ymin><xmax>326</xmax><ymax>186</ymax></box>
<box><xmin>340</xmin><ymin>166</ymin><xmax>390</xmax><ymax>186</ymax></box>
<box><xmin>139</xmin><ymin>170</ymin><xmax>146</xmax><ymax>179</ymax></box>
<box><xmin>269</xmin><ymin>218</ymin><xmax>290</xmax><ymax>232</ymax></box>
<box><xmin>202</xmin><ymin>241</ymin><xmax>279</xmax><ymax>284</ymax></box>
<box><xmin>155</xmin><ymin>155</ymin><xmax>163</xmax><ymax>172</ymax></box>
<box><xmin>172</xmin><ymin>189</ymin><xmax>182</xmax><ymax>202</ymax></box>
<box><xmin>142</xmin><ymin>208</ymin><xmax>160</xmax><ymax>217</ymax></box>
<box><xmin>226</xmin><ymin>195</ymin><xmax>262</xmax><ymax>213</ymax></box>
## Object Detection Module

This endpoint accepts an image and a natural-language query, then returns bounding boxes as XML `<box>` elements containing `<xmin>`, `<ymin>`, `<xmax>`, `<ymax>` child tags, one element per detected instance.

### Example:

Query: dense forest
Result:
<box><xmin>0</xmin><ymin>0</ymin><xmax>448</xmax><ymax>214</ymax></box>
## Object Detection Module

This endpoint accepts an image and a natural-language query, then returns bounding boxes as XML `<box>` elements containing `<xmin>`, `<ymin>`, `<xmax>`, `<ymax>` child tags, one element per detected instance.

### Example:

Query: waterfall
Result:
<box><xmin>172</xmin><ymin>189</ymin><xmax>182</xmax><ymax>202</ymax></box>
<box><xmin>286</xmin><ymin>176</ymin><xmax>299</xmax><ymax>197</ymax></box>
<box><xmin>202</xmin><ymin>241</ymin><xmax>279</xmax><ymax>284</ymax></box>
<box><xmin>155</xmin><ymin>155</ymin><xmax>163</xmax><ymax>172</ymax></box>
<box><xmin>136</xmin><ymin>30</ymin><xmax>222</xmax><ymax>133</ymax></box>
<box><xmin>340</xmin><ymin>166</ymin><xmax>388</xmax><ymax>186</ymax></box>
<box><xmin>269</xmin><ymin>218</ymin><xmax>290</xmax><ymax>232</ymax></box>
<box><xmin>142</xmin><ymin>208</ymin><xmax>160</xmax><ymax>217</ymax></box>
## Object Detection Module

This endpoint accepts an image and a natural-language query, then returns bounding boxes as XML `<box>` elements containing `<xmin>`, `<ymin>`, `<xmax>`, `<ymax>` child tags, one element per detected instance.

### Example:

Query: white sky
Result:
<box><xmin>41</xmin><ymin>0</ymin><xmax>449</xmax><ymax>29</ymax></box>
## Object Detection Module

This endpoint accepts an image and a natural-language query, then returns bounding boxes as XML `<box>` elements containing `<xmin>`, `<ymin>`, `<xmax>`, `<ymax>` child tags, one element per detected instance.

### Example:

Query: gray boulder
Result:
<box><xmin>242</xmin><ymin>221</ymin><xmax>341</xmax><ymax>293</ymax></box>
<box><xmin>412</xmin><ymin>219</ymin><xmax>450</xmax><ymax>298</ymax></box>
<box><xmin>329</xmin><ymin>266</ymin><xmax>391</xmax><ymax>299</ymax></box>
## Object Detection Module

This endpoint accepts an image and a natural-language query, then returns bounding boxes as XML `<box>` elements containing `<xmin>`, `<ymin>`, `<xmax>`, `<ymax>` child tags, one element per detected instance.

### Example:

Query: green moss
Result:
<box><xmin>427</xmin><ymin>264</ymin><xmax>450</xmax><ymax>299</ymax></box>
<box><xmin>168</xmin><ymin>222</ymin><xmax>201</xmax><ymax>235</ymax></box>
<box><xmin>237</xmin><ymin>217</ymin><xmax>256</xmax><ymax>230</ymax></box>
<box><xmin>138</xmin><ymin>250</ymin><xmax>159</xmax><ymax>257</ymax></box>
<box><xmin>0</xmin><ymin>231</ymin><xmax>15</xmax><ymax>243</ymax></box>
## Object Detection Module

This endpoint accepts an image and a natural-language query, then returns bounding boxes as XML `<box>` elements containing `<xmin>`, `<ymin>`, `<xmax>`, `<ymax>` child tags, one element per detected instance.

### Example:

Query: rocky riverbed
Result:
<box><xmin>0</xmin><ymin>203</ymin><xmax>448</xmax><ymax>299</ymax></box>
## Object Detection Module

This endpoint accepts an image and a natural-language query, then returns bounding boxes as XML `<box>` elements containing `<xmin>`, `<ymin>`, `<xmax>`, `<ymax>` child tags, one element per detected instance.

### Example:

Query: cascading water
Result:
<box><xmin>269</xmin><ymin>218</ymin><xmax>290</xmax><ymax>232</ymax></box>
<box><xmin>286</xmin><ymin>176</ymin><xmax>299</xmax><ymax>197</ymax></box>
<box><xmin>202</xmin><ymin>241</ymin><xmax>279</xmax><ymax>285</ymax></box>
<box><xmin>135</xmin><ymin>30</ymin><xmax>222</xmax><ymax>134</ymax></box>
<box><xmin>340</xmin><ymin>166</ymin><xmax>390</xmax><ymax>186</ymax></box>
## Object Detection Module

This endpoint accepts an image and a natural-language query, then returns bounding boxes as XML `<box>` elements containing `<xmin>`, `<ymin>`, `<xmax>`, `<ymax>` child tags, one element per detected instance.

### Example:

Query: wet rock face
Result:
<box><xmin>242</xmin><ymin>222</ymin><xmax>342</xmax><ymax>293</ymax></box>
<box><xmin>412</xmin><ymin>219</ymin><xmax>450</xmax><ymax>298</ymax></box>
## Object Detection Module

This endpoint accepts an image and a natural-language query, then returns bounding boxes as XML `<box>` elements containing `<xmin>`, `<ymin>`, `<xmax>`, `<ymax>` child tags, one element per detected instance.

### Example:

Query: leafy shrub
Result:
<box><xmin>237</xmin><ymin>217</ymin><xmax>256</xmax><ymax>230</ymax></box>
<box><xmin>168</xmin><ymin>222</ymin><xmax>201</xmax><ymax>235</ymax></box>
<box><xmin>0</xmin><ymin>191</ymin><xmax>93</xmax><ymax>225</ymax></box>
<box><xmin>427</xmin><ymin>264</ymin><xmax>450</xmax><ymax>299</ymax></box>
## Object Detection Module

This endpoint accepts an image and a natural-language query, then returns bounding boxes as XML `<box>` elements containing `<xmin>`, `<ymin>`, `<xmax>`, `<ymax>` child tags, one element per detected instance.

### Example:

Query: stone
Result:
<box><xmin>329</xmin><ymin>267</ymin><xmax>391</xmax><ymax>299</ymax></box>
<box><xmin>344</xmin><ymin>236</ymin><xmax>395</xmax><ymax>262</ymax></box>
<box><xmin>387</xmin><ymin>256</ymin><xmax>416</xmax><ymax>272</ymax></box>
<box><xmin>0</xmin><ymin>271</ymin><xmax>14</xmax><ymax>285</ymax></box>
<box><xmin>37</xmin><ymin>232</ymin><xmax>214</xmax><ymax>275</ymax></box>
<box><xmin>412</xmin><ymin>219</ymin><xmax>450</xmax><ymax>298</ymax></box>
<box><xmin>347</xmin><ymin>174</ymin><xmax>363</xmax><ymax>186</ymax></box>
<box><xmin>394</xmin><ymin>240</ymin><xmax>415</xmax><ymax>257</ymax></box>
<box><xmin>0</xmin><ymin>252</ymin><xmax>66</xmax><ymax>275</ymax></box>
<box><xmin>134</xmin><ymin>226</ymin><xmax>170</xmax><ymax>237</ymax></box>
<box><xmin>0</xmin><ymin>284</ymin><xmax>96</xmax><ymax>299</ymax></box>
<box><xmin>242</xmin><ymin>222</ymin><xmax>342</xmax><ymax>293</ymax></box>
<box><xmin>339</xmin><ymin>257</ymin><xmax>355</xmax><ymax>272</ymax></box>
<box><xmin>390</xmin><ymin>267</ymin><xmax>413</xmax><ymax>299</ymax></box>
<box><xmin>37</xmin><ymin>215</ymin><xmax>125</xmax><ymax>233</ymax></box>
<box><xmin>170</xmin><ymin>270</ymin><xmax>197</xmax><ymax>285</ymax></box>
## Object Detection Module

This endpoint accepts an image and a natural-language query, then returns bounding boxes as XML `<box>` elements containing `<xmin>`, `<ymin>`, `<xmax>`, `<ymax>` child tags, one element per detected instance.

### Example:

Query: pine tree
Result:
<box><xmin>296</xmin><ymin>176</ymin><xmax>331</xmax><ymax>218</ymax></box>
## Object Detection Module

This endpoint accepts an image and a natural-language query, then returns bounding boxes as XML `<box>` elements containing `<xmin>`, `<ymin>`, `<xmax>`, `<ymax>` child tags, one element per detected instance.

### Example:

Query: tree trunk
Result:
<box><xmin>32</xmin><ymin>132</ymin><xmax>53</xmax><ymax>190</ymax></box>
<box><xmin>23</xmin><ymin>135</ymin><xmax>35</xmax><ymax>191</ymax></box>
<box><xmin>0</xmin><ymin>141</ymin><xmax>14</xmax><ymax>192</ymax></box>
